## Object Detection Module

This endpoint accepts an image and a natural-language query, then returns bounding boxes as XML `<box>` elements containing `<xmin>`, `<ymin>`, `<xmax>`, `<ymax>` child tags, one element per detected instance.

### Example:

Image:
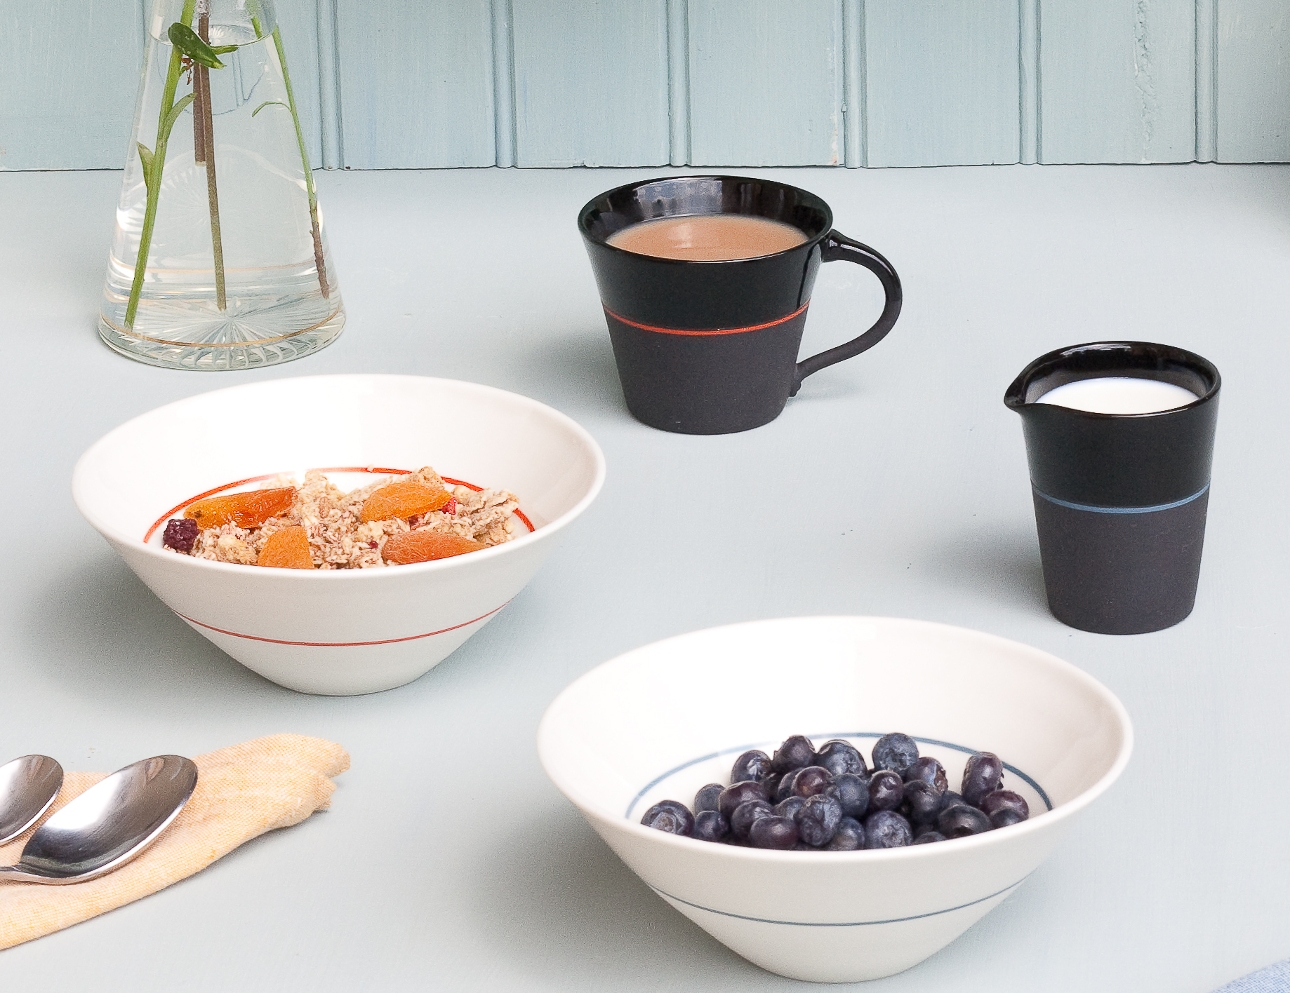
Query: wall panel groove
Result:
<box><xmin>491</xmin><ymin>0</ymin><xmax>516</xmax><ymax>168</ymax></box>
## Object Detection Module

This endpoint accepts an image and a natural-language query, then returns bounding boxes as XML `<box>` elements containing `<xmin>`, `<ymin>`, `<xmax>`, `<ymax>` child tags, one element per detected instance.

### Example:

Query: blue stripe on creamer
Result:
<box><xmin>1033</xmin><ymin>481</ymin><xmax>1210</xmax><ymax>515</ymax></box>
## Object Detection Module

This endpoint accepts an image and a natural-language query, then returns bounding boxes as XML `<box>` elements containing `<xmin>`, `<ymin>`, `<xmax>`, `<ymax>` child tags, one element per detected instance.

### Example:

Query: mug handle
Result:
<box><xmin>792</xmin><ymin>230</ymin><xmax>903</xmax><ymax>396</ymax></box>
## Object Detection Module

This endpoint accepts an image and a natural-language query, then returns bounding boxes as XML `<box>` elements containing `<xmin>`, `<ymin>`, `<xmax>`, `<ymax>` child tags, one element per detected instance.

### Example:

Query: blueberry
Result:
<box><xmin>912</xmin><ymin>830</ymin><xmax>946</xmax><ymax>845</ymax></box>
<box><xmin>162</xmin><ymin>518</ymin><xmax>200</xmax><ymax>554</ymax></box>
<box><xmin>961</xmin><ymin>752</ymin><xmax>1005</xmax><ymax>806</ymax></box>
<box><xmin>824</xmin><ymin>817</ymin><xmax>865</xmax><ymax>850</ymax></box>
<box><xmin>868</xmin><ymin>770</ymin><xmax>904</xmax><ymax>812</ymax></box>
<box><xmin>694</xmin><ymin>783</ymin><xmax>724</xmax><ymax>814</ymax></box>
<box><xmin>825</xmin><ymin>772</ymin><xmax>869</xmax><ymax>819</ymax></box>
<box><xmin>903</xmin><ymin>756</ymin><xmax>948</xmax><ymax>794</ymax></box>
<box><xmin>748</xmin><ymin>815</ymin><xmax>799</xmax><ymax>849</ymax></box>
<box><xmin>717</xmin><ymin>780</ymin><xmax>769</xmax><ymax>819</ymax></box>
<box><xmin>797</xmin><ymin>793</ymin><xmax>843</xmax><ymax>847</ymax></box>
<box><xmin>730</xmin><ymin>799</ymin><xmax>774</xmax><ymax>840</ymax></box>
<box><xmin>791</xmin><ymin>766</ymin><xmax>834</xmax><ymax>799</ymax></box>
<box><xmin>730</xmin><ymin>749</ymin><xmax>772</xmax><ymax>783</ymax></box>
<box><xmin>760</xmin><ymin>772</ymin><xmax>782</xmax><ymax>797</ymax></box>
<box><xmin>901</xmin><ymin>779</ymin><xmax>943</xmax><ymax>825</ymax></box>
<box><xmin>641</xmin><ymin>800</ymin><xmax>694</xmax><ymax>836</ymax></box>
<box><xmin>862</xmin><ymin>810</ymin><xmax>912</xmax><ymax>848</ymax></box>
<box><xmin>937</xmin><ymin>803</ymin><xmax>991</xmax><ymax>838</ymax></box>
<box><xmin>774</xmin><ymin>795</ymin><xmax>806</xmax><ymax>820</ymax></box>
<box><xmin>939</xmin><ymin>790</ymin><xmax>964</xmax><ymax>811</ymax></box>
<box><xmin>979</xmin><ymin>790</ymin><xmax>1029</xmax><ymax>829</ymax></box>
<box><xmin>871</xmin><ymin>733</ymin><xmax>919</xmax><ymax>776</ymax></box>
<box><xmin>771</xmin><ymin>735</ymin><xmax>816</xmax><ymax>774</ymax></box>
<box><xmin>692</xmin><ymin>809</ymin><xmax>729</xmax><ymax>843</ymax></box>
<box><xmin>774</xmin><ymin>768</ymin><xmax>803</xmax><ymax>804</ymax></box>
<box><xmin>815</xmin><ymin>740</ymin><xmax>867</xmax><ymax>777</ymax></box>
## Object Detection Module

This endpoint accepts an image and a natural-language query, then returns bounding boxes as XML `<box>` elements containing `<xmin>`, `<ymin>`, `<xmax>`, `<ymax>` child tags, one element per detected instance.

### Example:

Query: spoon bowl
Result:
<box><xmin>0</xmin><ymin>755</ymin><xmax>64</xmax><ymax>846</ymax></box>
<box><xmin>0</xmin><ymin>755</ymin><xmax>197</xmax><ymax>884</ymax></box>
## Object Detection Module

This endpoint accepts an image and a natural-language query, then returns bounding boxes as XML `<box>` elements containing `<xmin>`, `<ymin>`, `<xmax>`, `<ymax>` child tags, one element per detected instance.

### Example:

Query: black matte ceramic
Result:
<box><xmin>579</xmin><ymin>176</ymin><xmax>902</xmax><ymax>434</ymax></box>
<box><xmin>1005</xmin><ymin>341</ymin><xmax>1221</xmax><ymax>635</ymax></box>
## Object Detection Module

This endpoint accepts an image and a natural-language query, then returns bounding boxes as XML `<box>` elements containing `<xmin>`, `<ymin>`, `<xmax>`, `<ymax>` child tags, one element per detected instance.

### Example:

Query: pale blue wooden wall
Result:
<box><xmin>2</xmin><ymin>0</ymin><xmax>1288</xmax><ymax>170</ymax></box>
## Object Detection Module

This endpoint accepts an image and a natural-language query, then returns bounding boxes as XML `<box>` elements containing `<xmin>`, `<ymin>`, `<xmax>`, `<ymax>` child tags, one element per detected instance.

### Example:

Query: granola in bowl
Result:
<box><xmin>157</xmin><ymin>466</ymin><xmax>524</xmax><ymax>570</ymax></box>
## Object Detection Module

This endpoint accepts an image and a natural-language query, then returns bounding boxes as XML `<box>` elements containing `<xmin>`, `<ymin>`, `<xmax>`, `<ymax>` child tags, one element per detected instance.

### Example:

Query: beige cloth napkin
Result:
<box><xmin>0</xmin><ymin>733</ymin><xmax>349</xmax><ymax>950</ymax></box>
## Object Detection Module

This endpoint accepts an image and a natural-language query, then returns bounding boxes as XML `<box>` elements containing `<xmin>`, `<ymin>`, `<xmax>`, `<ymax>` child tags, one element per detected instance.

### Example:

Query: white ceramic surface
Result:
<box><xmin>538</xmin><ymin>617</ymin><xmax>1133</xmax><ymax>983</ymax></box>
<box><xmin>73</xmin><ymin>375</ymin><xmax>605</xmax><ymax>695</ymax></box>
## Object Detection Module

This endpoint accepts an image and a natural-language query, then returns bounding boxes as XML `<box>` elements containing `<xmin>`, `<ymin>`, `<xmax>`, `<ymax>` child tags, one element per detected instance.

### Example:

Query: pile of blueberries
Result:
<box><xmin>640</xmin><ymin>733</ymin><xmax>1030</xmax><ymax>851</ymax></box>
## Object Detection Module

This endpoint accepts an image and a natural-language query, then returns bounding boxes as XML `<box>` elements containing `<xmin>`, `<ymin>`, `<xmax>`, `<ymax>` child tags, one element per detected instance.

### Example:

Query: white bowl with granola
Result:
<box><xmin>73</xmin><ymin>375</ymin><xmax>605</xmax><ymax>694</ymax></box>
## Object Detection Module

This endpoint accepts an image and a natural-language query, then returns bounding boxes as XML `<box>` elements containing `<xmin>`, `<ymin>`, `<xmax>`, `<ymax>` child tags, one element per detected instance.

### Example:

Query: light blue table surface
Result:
<box><xmin>0</xmin><ymin>164</ymin><xmax>1287</xmax><ymax>991</ymax></box>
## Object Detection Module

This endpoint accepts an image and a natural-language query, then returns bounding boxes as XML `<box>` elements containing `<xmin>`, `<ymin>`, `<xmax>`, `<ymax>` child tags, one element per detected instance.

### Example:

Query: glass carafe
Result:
<box><xmin>99</xmin><ymin>0</ymin><xmax>343</xmax><ymax>370</ymax></box>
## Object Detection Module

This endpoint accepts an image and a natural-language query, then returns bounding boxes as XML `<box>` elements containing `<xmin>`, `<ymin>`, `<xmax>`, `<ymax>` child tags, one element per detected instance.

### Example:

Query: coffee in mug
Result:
<box><xmin>607</xmin><ymin>215</ymin><xmax>808</xmax><ymax>261</ymax></box>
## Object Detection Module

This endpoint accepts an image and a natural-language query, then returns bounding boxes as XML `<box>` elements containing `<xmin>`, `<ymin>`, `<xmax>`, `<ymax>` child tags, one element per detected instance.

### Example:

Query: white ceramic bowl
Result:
<box><xmin>538</xmin><ymin>617</ymin><xmax>1132</xmax><ymax>983</ymax></box>
<box><xmin>73</xmin><ymin>375</ymin><xmax>605</xmax><ymax>695</ymax></box>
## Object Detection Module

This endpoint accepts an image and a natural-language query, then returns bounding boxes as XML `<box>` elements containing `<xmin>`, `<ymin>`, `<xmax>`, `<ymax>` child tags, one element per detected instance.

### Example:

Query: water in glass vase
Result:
<box><xmin>100</xmin><ymin>0</ymin><xmax>343</xmax><ymax>370</ymax></box>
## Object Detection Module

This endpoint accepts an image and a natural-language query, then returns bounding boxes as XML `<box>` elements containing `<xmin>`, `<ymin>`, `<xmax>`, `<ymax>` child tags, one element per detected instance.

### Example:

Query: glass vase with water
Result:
<box><xmin>99</xmin><ymin>0</ymin><xmax>343</xmax><ymax>370</ymax></box>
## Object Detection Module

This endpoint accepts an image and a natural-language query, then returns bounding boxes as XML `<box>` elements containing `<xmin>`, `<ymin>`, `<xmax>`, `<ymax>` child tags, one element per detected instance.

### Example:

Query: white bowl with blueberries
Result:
<box><xmin>538</xmin><ymin>616</ymin><xmax>1133</xmax><ymax>983</ymax></box>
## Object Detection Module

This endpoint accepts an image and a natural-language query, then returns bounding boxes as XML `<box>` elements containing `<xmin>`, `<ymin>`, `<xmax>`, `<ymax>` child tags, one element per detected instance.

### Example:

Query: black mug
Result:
<box><xmin>578</xmin><ymin>176</ymin><xmax>902</xmax><ymax>434</ymax></box>
<box><xmin>1005</xmin><ymin>342</ymin><xmax>1221</xmax><ymax>635</ymax></box>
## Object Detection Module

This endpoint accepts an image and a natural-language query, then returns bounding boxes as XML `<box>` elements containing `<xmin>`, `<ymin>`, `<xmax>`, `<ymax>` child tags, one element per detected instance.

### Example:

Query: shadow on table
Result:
<box><xmin>468</xmin><ymin>808</ymin><xmax>778</xmax><ymax>987</ymax></box>
<box><xmin>510</xmin><ymin>326</ymin><xmax>629</xmax><ymax>423</ymax></box>
<box><xmin>917</xmin><ymin>523</ymin><xmax>1050</xmax><ymax>619</ymax></box>
<box><xmin>17</xmin><ymin>550</ymin><xmax>283</xmax><ymax>708</ymax></box>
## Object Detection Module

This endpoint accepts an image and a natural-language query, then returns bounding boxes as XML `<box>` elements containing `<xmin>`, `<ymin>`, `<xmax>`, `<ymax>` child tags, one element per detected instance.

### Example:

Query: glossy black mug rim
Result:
<box><xmin>577</xmin><ymin>175</ymin><xmax>835</xmax><ymax>265</ymax></box>
<box><xmin>1004</xmin><ymin>340</ymin><xmax>1221</xmax><ymax>419</ymax></box>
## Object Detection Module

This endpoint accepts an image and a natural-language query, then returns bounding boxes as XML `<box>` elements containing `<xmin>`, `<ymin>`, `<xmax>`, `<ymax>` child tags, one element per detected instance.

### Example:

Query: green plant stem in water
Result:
<box><xmin>125</xmin><ymin>0</ymin><xmax>198</xmax><ymax>330</ymax></box>
<box><xmin>250</xmin><ymin>6</ymin><xmax>329</xmax><ymax>299</ymax></box>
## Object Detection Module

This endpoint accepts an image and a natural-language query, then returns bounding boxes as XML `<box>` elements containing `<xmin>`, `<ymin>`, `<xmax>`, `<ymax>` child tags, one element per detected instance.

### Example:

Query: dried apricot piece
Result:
<box><xmin>360</xmin><ymin>480</ymin><xmax>452</xmax><ymax>523</ymax></box>
<box><xmin>185</xmin><ymin>486</ymin><xmax>296</xmax><ymax>529</ymax></box>
<box><xmin>382</xmin><ymin>531</ymin><xmax>485</xmax><ymax>565</ymax></box>
<box><xmin>257</xmin><ymin>526</ymin><xmax>315</xmax><ymax>569</ymax></box>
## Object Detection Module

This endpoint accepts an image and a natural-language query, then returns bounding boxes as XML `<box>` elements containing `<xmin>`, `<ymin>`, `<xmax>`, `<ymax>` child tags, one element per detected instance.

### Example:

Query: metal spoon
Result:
<box><xmin>0</xmin><ymin>755</ymin><xmax>64</xmax><ymax>846</ymax></box>
<box><xmin>0</xmin><ymin>755</ymin><xmax>197</xmax><ymax>884</ymax></box>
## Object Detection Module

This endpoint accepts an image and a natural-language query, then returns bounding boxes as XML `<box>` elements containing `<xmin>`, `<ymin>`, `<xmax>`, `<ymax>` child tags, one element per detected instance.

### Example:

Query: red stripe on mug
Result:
<box><xmin>145</xmin><ymin>467</ymin><xmax>536</xmax><ymax>542</ymax></box>
<box><xmin>602</xmin><ymin>300</ymin><xmax>810</xmax><ymax>336</ymax></box>
<box><xmin>175</xmin><ymin>601</ymin><xmax>509</xmax><ymax>647</ymax></box>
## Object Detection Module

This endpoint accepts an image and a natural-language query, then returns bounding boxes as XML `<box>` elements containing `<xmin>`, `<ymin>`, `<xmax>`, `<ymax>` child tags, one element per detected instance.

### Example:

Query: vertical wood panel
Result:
<box><xmin>687</xmin><ymin>0</ymin><xmax>842</xmax><ymax>166</ymax></box>
<box><xmin>0</xmin><ymin>0</ymin><xmax>143</xmax><ymax>169</ymax></box>
<box><xmin>1039</xmin><ymin>0</ymin><xmax>1196</xmax><ymax>163</ymax></box>
<box><xmin>511</xmin><ymin>0</ymin><xmax>668</xmax><ymax>167</ymax></box>
<box><xmin>1216</xmin><ymin>0</ymin><xmax>1290</xmax><ymax>162</ymax></box>
<box><xmin>335</xmin><ymin>0</ymin><xmax>496</xmax><ymax>168</ymax></box>
<box><xmin>864</xmin><ymin>0</ymin><xmax>1020</xmax><ymax>167</ymax></box>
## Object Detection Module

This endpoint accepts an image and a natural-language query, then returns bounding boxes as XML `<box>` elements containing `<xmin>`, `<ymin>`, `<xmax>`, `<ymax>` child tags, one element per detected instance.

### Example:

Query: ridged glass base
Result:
<box><xmin>98</xmin><ymin>301</ymin><xmax>344</xmax><ymax>371</ymax></box>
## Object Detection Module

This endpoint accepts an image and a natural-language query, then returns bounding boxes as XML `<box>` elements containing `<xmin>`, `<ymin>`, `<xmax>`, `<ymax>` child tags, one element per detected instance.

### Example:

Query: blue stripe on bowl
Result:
<box><xmin>650</xmin><ymin>875</ymin><xmax>1029</xmax><ymax>927</ymax></box>
<box><xmin>626</xmin><ymin>733</ymin><xmax>1052</xmax><ymax>820</ymax></box>
<box><xmin>1033</xmin><ymin>481</ymin><xmax>1209</xmax><ymax>515</ymax></box>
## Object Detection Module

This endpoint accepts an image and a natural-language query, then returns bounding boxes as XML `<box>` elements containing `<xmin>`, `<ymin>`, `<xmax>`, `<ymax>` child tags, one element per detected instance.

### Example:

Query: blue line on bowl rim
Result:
<box><xmin>625</xmin><ymin>733</ymin><xmax>1052</xmax><ymax>820</ymax></box>
<box><xmin>648</xmin><ymin>874</ymin><xmax>1030</xmax><ymax>927</ymax></box>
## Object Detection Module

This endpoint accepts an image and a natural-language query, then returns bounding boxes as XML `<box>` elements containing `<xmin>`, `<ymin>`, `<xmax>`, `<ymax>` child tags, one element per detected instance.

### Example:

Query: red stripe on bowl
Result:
<box><xmin>176</xmin><ymin>601</ymin><xmax>509</xmax><ymax>647</ymax></box>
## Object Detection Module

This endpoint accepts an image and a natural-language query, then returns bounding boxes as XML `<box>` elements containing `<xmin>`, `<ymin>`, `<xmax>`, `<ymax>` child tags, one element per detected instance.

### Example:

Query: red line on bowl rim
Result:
<box><xmin>144</xmin><ymin>467</ymin><xmax>536</xmax><ymax>542</ymax></box>
<box><xmin>176</xmin><ymin>601</ymin><xmax>509</xmax><ymax>647</ymax></box>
